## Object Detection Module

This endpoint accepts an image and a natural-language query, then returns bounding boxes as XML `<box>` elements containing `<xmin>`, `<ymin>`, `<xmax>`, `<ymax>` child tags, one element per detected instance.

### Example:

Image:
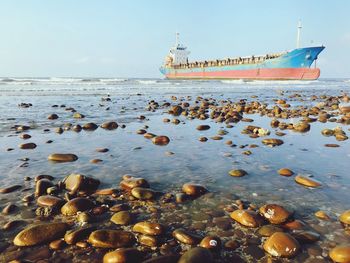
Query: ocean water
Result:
<box><xmin>0</xmin><ymin>77</ymin><xmax>350</xmax><ymax>262</ymax></box>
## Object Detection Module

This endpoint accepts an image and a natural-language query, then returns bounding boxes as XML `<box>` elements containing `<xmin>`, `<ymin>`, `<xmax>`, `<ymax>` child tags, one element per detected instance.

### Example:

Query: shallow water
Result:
<box><xmin>0</xmin><ymin>78</ymin><xmax>350</xmax><ymax>262</ymax></box>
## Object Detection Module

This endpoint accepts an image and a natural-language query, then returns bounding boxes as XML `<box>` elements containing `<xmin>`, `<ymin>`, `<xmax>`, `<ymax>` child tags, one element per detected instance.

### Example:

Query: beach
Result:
<box><xmin>0</xmin><ymin>78</ymin><xmax>350</xmax><ymax>262</ymax></box>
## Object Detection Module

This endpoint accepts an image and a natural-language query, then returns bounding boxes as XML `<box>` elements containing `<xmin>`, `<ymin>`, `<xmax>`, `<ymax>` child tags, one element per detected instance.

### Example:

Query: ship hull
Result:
<box><xmin>165</xmin><ymin>67</ymin><xmax>321</xmax><ymax>80</ymax></box>
<box><xmin>160</xmin><ymin>46</ymin><xmax>325</xmax><ymax>81</ymax></box>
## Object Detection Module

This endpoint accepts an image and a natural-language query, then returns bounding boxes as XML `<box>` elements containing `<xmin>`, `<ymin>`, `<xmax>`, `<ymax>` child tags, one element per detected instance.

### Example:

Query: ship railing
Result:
<box><xmin>170</xmin><ymin>52</ymin><xmax>285</xmax><ymax>69</ymax></box>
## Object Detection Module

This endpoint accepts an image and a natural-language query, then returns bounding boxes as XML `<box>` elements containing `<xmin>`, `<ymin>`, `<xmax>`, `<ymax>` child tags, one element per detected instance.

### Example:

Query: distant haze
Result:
<box><xmin>0</xmin><ymin>0</ymin><xmax>349</xmax><ymax>78</ymax></box>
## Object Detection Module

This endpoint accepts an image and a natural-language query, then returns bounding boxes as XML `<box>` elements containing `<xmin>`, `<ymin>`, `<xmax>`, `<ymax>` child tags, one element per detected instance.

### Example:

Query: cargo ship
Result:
<box><xmin>160</xmin><ymin>23</ymin><xmax>325</xmax><ymax>80</ymax></box>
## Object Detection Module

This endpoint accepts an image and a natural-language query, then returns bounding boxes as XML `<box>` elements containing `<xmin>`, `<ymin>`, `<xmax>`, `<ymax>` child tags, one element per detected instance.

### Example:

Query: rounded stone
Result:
<box><xmin>83</xmin><ymin>122</ymin><xmax>98</xmax><ymax>131</ymax></box>
<box><xmin>182</xmin><ymin>183</ymin><xmax>207</xmax><ymax>197</ymax></box>
<box><xmin>88</xmin><ymin>230</ymin><xmax>135</xmax><ymax>248</ymax></box>
<box><xmin>0</xmin><ymin>185</ymin><xmax>22</xmax><ymax>194</ymax></box>
<box><xmin>229</xmin><ymin>169</ymin><xmax>247</xmax><ymax>177</ymax></box>
<box><xmin>173</xmin><ymin>229</ymin><xmax>200</xmax><ymax>245</ymax></box>
<box><xmin>48</xmin><ymin>153</ymin><xmax>78</xmax><ymax>162</ymax></box>
<box><xmin>152</xmin><ymin>136</ymin><xmax>170</xmax><ymax>145</ymax></box>
<box><xmin>132</xmin><ymin>222</ymin><xmax>163</xmax><ymax>236</ymax></box>
<box><xmin>120</xmin><ymin>176</ymin><xmax>149</xmax><ymax>190</ymax></box>
<box><xmin>278</xmin><ymin>168</ymin><xmax>294</xmax><ymax>177</ymax></box>
<box><xmin>101</xmin><ymin>121</ymin><xmax>118</xmax><ymax>130</ymax></box>
<box><xmin>47</xmin><ymin>114</ymin><xmax>59</xmax><ymax>120</ymax></box>
<box><xmin>61</xmin><ymin>197</ymin><xmax>94</xmax><ymax>215</ymax></box>
<box><xmin>178</xmin><ymin>247</ymin><xmax>213</xmax><ymax>263</ymax></box>
<box><xmin>64</xmin><ymin>227</ymin><xmax>94</xmax><ymax>245</ymax></box>
<box><xmin>199</xmin><ymin>236</ymin><xmax>221</xmax><ymax>250</ymax></box>
<box><xmin>63</xmin><ymin>173</ymin><xmax>100</xmax><ymax>194</ymax></box>
<box><xmin>230</xmin><ymin>210</ymin><xmax>263</xmax><ymax>228</ymax></box>
<box><xmin>329</xmin><ymin>245</ymin><xmax>350</xmax><ymax>263</ymax></box>
<box><xmin>35</xmin><ymin>179</ymin><xmax>54</xmax><ymax>197</ymax></box>
<box><xmin>340</xmin><ymin>210</ymin><xmax>350</xmax><ymax>225</ymax></box>
<box><xmin>258</xmin><ymin>225</ymin><xmax>284</xmax><ymax>237</ymax></box>
<box><xmin>131</xmin><ymin>187</ymin><xmax>155</xmax><ymax>200</ymax></box>
<box><xmin>111</xmin><ymin>211</ymin><xmax>133</xmax><ymax>225</ymax></box>
<box><xmin>196</xmin><ymin>125</ymin><xmax>210</xmax><ymax>131</ymax></box>
<box><xmin>13</xmin><ymin>222</ymin><xmax>68</xmax><ymax>246</ymax></box>
<box><xmin>263</xmin><ymin>232</ymin><xmax>300</xmax><ymax>258</ymax></box>
<box><xmin>37</xmin><ymin>195</ymin><xmax>64</xmax><ymax>208</ymax></box>
<box><xmin>295</xmin><ymin>175</ymin><xmax>321</xmax><ymax>188</ymax></box>
<box><xmin>103</xmin><ymin>248</ymin><xmax>143</xmax><ymax>263</ymax></box>
<box><xmin>262</xmin><ymin>138</ymin><xmax>284</xmax><ymax>146</ymax></box>
<box><xmin>138</xmin><ymin>235</ymin><xmax>158</xmax><ymax>247</ymax></box>
<box><xmin>315</xmin><ymin>211</ymin><xmax>331</xmax><ymax>221</ymax></box>
<box><xmin>19</xmin><ymin>142</ymin><xmax>37</xmax><ymax>149</ymax></box>
<box><xmin>259</xmin><ymin>204</ymin><xmax>292</xmax><ymax>224</ymax></box>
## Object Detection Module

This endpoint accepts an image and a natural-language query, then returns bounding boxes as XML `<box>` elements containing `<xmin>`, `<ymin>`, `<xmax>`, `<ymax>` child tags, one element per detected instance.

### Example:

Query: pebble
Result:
<box><xmin>2</xmin><ymin>203</ymin><xmax>17</xmax><ymax>214</ymax></box>
<box><xmin>120</xmin><ymin>175</ymin><xmax>149</xmax><ymax>190</ymax></box>
<box><xmin>48</xmin><ymin>153</ymin><xmax>78</xmax><ymax>162</ymax></box>
<box><xmin>295</xmin><ymin>175</ymin><xmax>322</xmax><ymax>188</ymax></box>
<box><xmin>229</xmin><ymin>169</ymin><xmax>247</xmax><ymax>177</ymax></box>
<box><xmin>262</xmin><ymin>138</ymin><xmax>284</xmax><ymax>146</ymax></box>
<box><xmin>64</xmin><ymin>226</ymin><xmax>94</xmax><ymax>244</ymax></box>
<box><xmin>132</xmin><ymin>222</ymin><xmax>163</xmax><ymax>236</ymax></box>
<box><xmin>230</xmin><ymin>210</ymin><xmax>263</xmax><ymax>228</ymax></box>
<box><xmin>152</xmin><ymin>135</ymin><xmax>170</xmax><ymax>145</ymax></box>
<box><xmin>63</xmin><ymin>173</ymin><xmax>100</xmax><ymax>194</ymax></box>
<box><xmin>131</xmin><ymin>187</ymin><xmax>155</xmax><ymax>200</ymax></box>
<box><xmin>340</xmin><ymin>210</ymin><xmax>350</xmax><ymax>225</ymax></box>
<box><xmin>178</xmin><ymin>247</ymin><xmax>213</xmax><ymax>263</ymax></box>
<box><xmin>83</xmin><ymin>122</ymin><xmax>98</xmax><ymax>130</ymax></box>
<box><xmin>278</xmin><ymin>168</ymin><xmax>294</xmax><ymax>177</ymax></box>
<box><xmin>199</xmin><ymin>236</ymin><xmax>221</xmax><ymax>250</ymax></box>
<box><xmin>329</xmin><ymin>245</ymin><xmax>350</xmax><ymax>263</ymax></box>
<box><xmin>19</xmin><ymin>142</ymin><xmax>37</xmax><ymax>149</ymax></box>
<box><xmin>259</xmin><ymin>204</ymin><xmax>292</xmax><ymax>224</ymax></box>
<box><xmin>103</xmin><ymin>248</ymin><xmax>143</xmax><ymax>263</ymax></box>
<box><xmin>88</xmin><ymin>229</ymin><xmax>135</xmax><ymax>248</ymax></box>
<box><xmin>258</xmin><ymin>225</ymin><xmax>283</xmax><ymax>237</ymax></box>
<box><xmin>37</xmin><ymin>195</ymin><xmax>64</xmax><ymax>208</ymax></box>
<box><xmin>138</xmin><ymin>235</ymin><xmax>158</xmax><ymax>247</ymax></box>
<box><xmin>182</xmin><ymin>183</ymin><xmax>207</xmax><ymax>197</ymax></box>
<box><xmin>49</xmin><ymin>239</ymin><xmax>65</xmax><ymax>250</ymax></box>
<box><xmin>196</xmin><ymin>125</ymin><xmax>210</xmax><ymax>131</ymax></box>
<box><xmin>101</xmin><ymin>121</ymin><xmax>118</xmax><ymax>130</ymax></box>
<box><xmin>263</xmin><ymin>232</ymin><xmax>300</xmax><ymax>258</ymax></box>
<box><xmin>61</xmin><ymin>197</ymin><xmax>94</xmax><ymax>215</ymax></box>
<box><xmin>35</xmin><ymin>179</ymin><xmax>54</xmax><ymax>197</ymax></box>
<box><xmin>173</xmin><ymin>228</ymin><xmax>200</xmax><ymax>245</ymax></box>
<box><xmin>0</xmin><ymin>185</ymin><xmax>21</xmax><ymax>194</ymax></box>
<box><xmin>111</xmin><ymin>211</ymin><xmax>133</xmax><ymax>225</ymax></box>
<box><xmin>315</xmin><ymin>210</ymin><xmax>331</xmax><ymax>220</ymax></box>
<box><xmin>13</xmin><ymin>222</ymin><xmax>68</xmax><ymax>246</ymax></box>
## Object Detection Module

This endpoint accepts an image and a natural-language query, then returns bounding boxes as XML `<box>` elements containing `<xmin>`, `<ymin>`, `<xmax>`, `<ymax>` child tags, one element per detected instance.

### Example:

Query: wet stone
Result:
<box><xmin>19</xmin><ymin>142</ymin><xmax>37</xmax><ymax>149</ymax></box>
<box><xmin>13</xmin><ymin>222</ymin><xmax>68</xmax><ymax>246</ymax></box>
<box><xmin>263</xmin><ymin>232</ymin><xmax>300</xmax><ymax>258</ymax></box>
<box><xmin>131</xmin><ymin>187</ymin><xmax>155</xmax><ymax>200</ymax></box>
<box><xmin>152</xmin><ymin>135</ymin><xmax>170</xmax><ymax>145</ymax></box>
<box><xmin>37</xmin><ymin>195</ymin><xmax>64</xmax><ymax>208</ymax></box>
<box><xmin>133</xmin><ymin>222</ymin><xmax>163</xmax><ymax>236</ymax></box>
<box><xmin>63</xmin><ymin>173</ymin><xmax>100</xmax><ymax>194</ymax></box>
<box><xmin>199</xmin><ymin>236</ymin><xmax>221</xmax><ymax>250</ymax></box>
<box><xmin>120</xmin><ymin>175</ymin><xmax>149</xmax><ymax>190</ymax></box>
<box><xmin>64</xmin><ymin>226</ymin><xmax>94</xmax><ymax>244</ymax></box>
<box><xmin>340</xmin><ymin>210</ymin><xmax>350</xmax><ymax>225</ymax></box>
<box><xmin>178</xmin><ymin>247</ymin><xmax>213</xmax><ymax>263</ymax></box>
<box><xmin>111</xmin><ymin>211</ymin><xmax>133</xmax><ymax>225</ymax></box>
<box><xmin>278</xmin><ymin>168</ymin><xmax>294</xmax><ymax>177</ymax></box>
<box><xmin>258</xmin><ymin>225</ymin><xmax>283</xmax><ymax>237</ymax></box>
<box><xmin>61</xmin><ymin>197</ymin><xmax>95</xmax><ymax>215</ymax></box>
<box><xmin>230</xmin><ymin>210</ymin><xmax>263</xmax><ymax>228</ymax></box>
<box><xmin>173</xmin><ymin>228</ymin><xmax>200</xmax><ymax>245</ymax></box>
<box><xmin>262</xmin><ymin>138</ymin><xmax>284</xmax><ymax>146</ymax></box>
<box><xmin>48</xmin><ymin>153</ymin><xmax>78</xmax><ymax>162</ymax></box>
<box><xmin>35</xmin><ymin>179</ymin><xmax>54</xmax><ymax>197</ymax></box>
<box><xmin>259</xmin><ymin>204</ymin><xmax>292</xmax><ymax>224</ymax></box>
<box><xmin>138</xmin><ymin>235</ymin><xmax>158</xmax><ymax>247</ymax></box>
<box><xmin>182</xmin><ymin>183</ymin><xmax>207</xmax><ymax>197</ymax></box>
<box><xmin>329</xmin><ymin>245</ymin><xmax>350</xmax><ymax>263</ymax></box>
<box><xmin>295</xmin><ymin>175</ymin><xmax>322</xmax><ymax>188</ymax></box>
<box><xmin>88</xmin><ymin>229</ymin><xmax>135</xmax><ymax>248</ymax></box>
<box><xmin>0</xmin><ymin>185</ymin><xmax>21</xmax><ymax>194</ymax></box>
<box><xmin>103</xmin><ymin>248</ymin><xmax>143</xmax><ymax>263</ymax></box>
<box><xmin>229</xmin><ymin>169</ymin><xmax>247</xmax><ymax>177</ymax></box>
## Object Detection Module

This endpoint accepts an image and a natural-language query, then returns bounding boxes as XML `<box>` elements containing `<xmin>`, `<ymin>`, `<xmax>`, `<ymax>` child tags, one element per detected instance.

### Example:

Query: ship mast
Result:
<box><xmin>296</xmin><ymin>20</ymin><xmax>302</xmax><ymax>48</ymax></box>
<box><xmin>175</xmin><ymin>32</ymin><xmax>179</xmax><ymax>47</ymax></box>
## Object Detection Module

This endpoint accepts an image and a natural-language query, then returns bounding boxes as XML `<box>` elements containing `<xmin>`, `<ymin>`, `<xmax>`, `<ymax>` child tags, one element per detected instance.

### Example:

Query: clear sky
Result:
<box><xmin>0</xmin><ymin>0</ymin><xmax>349</xmax><ymax>78</ymax></box>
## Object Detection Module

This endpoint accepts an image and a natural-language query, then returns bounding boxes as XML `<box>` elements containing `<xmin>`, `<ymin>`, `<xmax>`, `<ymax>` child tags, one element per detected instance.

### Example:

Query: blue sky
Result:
<box><xmin>0</xmin><ymin>0</ymin><xmax>349</xmax><ymax>78</ymax></box>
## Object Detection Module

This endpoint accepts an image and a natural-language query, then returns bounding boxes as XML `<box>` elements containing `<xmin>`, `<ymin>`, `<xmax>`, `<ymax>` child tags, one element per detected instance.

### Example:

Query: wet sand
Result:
<box><xmin>0</xmin><ymin>79</ymin><xmax>350</xmax><ymax>262</ymax></box>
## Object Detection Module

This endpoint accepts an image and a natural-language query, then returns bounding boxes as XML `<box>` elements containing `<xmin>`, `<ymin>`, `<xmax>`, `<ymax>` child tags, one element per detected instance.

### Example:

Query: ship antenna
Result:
<box><xmin>296</xmin><ymin>20</ymin><xmax>302</xmax><ymax>48</ymax></box>
<box><xmin>175</xmin><ymin>32</ymin><xmax>179</xmax><ymax>46</ymax></box>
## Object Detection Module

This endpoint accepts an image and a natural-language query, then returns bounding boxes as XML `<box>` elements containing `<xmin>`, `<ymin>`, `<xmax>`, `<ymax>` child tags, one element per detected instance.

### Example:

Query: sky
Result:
<box><xmin>0</xmin><ymin>0</ymin><xmax>349</xmax><ymax>78</ymax></box>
